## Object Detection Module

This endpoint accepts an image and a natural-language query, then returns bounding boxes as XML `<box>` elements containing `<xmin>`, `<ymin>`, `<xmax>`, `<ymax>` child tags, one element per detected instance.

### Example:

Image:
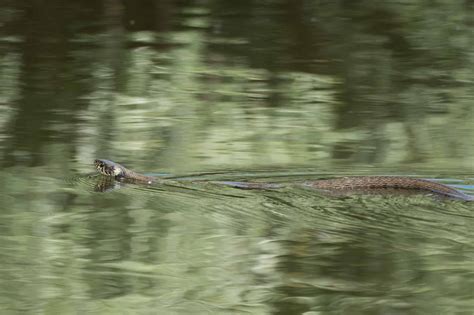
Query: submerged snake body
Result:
<box><xmin>94</xmin><ymin>159</ymin><xmax>473</xmax><ymax>201</ymax></box>
<box><xmin>301</xmin><ymin>176</ymin><xmax>473</xmax><ymax>201</ymax></box>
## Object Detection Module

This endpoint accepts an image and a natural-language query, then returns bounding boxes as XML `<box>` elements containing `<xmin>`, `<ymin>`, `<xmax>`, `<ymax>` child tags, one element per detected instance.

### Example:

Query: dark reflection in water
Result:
<box><xmin>1</xmin><ymin>0</ymin><xmax>473</xmax><ymax>171</ymax></box>
<box><xmin>0</xmin><ymin>0</ymin><xmax>473</xmax><ymax>314</ymax></box>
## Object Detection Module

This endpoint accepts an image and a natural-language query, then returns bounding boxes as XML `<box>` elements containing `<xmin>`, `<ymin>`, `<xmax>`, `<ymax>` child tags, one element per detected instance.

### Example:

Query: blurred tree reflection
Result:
<box><xmin>0</xmin><ymin>0</ymin><xmax>472</xmax><ymax>170</ymax></box>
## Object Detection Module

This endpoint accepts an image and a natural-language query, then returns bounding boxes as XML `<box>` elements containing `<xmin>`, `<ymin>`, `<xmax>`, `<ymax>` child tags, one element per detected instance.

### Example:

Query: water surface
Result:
<box><xmin>0</xmin><ymin>1</ymin><xmax>473</xmax><ymax>314</ymax></box>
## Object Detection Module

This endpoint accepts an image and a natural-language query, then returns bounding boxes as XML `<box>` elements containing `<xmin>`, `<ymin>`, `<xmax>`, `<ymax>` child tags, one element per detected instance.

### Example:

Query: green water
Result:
<box><xmin>1</xmin><ymin>1</ymin><xmax>473</xmax><ymax>314</ymax></box>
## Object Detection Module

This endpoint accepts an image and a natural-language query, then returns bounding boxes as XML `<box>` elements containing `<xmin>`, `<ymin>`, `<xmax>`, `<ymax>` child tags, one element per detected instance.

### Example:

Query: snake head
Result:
<box><xmin>94</xmin><ymin>159</ymin><xmax>125</xmax><ymax>178</ymax></box>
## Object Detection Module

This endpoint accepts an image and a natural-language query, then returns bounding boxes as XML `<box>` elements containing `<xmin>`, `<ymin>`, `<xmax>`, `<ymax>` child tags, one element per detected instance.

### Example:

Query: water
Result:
<box><xmin>1</xmin><ymin>1</ymin><xmax>473</xmax><ymax>314</ymax></box>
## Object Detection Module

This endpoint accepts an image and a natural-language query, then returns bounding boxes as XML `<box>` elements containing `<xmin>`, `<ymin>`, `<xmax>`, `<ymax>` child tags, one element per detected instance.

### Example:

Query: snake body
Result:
<box><xmin>94</xmin><ymin>159</ymin><xmax>473</xmax><ymax>201</ymax></box>
<box><xmin>301</xmin><ymin>176</ymin><xmax>473</xmax><ymax>200</ymax></box>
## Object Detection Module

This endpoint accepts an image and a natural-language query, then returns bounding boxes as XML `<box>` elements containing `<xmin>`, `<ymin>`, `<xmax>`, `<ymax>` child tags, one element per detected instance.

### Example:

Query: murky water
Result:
<box><xmin>1</xmin><ymin>1</ymin><xmax>473</xmax><ymax>314</ymax></box>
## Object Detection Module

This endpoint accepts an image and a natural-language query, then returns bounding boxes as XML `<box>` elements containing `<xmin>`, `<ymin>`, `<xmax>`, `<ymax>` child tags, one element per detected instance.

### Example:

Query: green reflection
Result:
<box><xmin>0</xmin><ymin>0</ymin><xmax>473</xmax><ymax>314</ymax></box>
<box><xmin>0</xmin><ymin>172</ymin><xmax>473</xmax><ymax>314</ymax></box>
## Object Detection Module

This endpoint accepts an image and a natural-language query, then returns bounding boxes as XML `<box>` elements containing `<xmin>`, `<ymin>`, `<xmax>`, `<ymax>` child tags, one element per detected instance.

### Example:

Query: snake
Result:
<box><xmin>94</xmin><ymin>159</ymin><xmax>474</xmax><ymax>201</ymax></box>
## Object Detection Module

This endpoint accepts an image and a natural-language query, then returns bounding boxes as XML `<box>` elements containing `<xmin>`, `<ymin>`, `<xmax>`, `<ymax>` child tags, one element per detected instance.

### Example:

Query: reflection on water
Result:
<box><xmin>1</xmin><ymin>1</ymin><xmax>473</xmax><ymax>171</ymax></box>
<box><xmin>1</xmin><ymin>170</ymin><xmax>473</xmax><ymax>314</ymax></box>
<box><xmin>0</xmin><ymin>0</ymin><xmax>473</xmax><ymax>314</ymax></box>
